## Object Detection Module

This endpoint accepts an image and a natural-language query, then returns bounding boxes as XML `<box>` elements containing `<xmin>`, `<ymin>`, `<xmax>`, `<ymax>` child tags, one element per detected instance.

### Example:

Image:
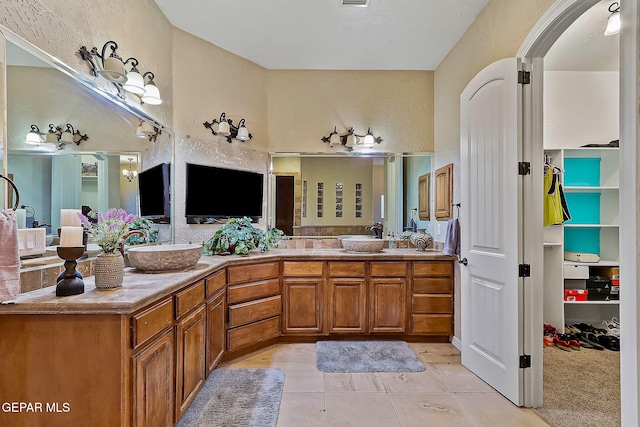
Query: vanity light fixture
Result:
<box><xmin>321</xmin><ymin>126</ymin><xmax>382</xmax><ymax>151</ymax></box>
<box><xmin>203</xmin><ymin>113</ymin><xmax>253</xmax><ymax>143</ymax></box>
<box><xmin>25</xmin><ymin>125</ymin><xmax>44</xmax><ymax>145</ymax></box>
<box><xmin>136</xmin><ymin>120</ymin><xmax>162</xmax><ymax>142</ymax></box>
<box><xmin>45</xmin><ymin>124</ymin><xmax>62</xmax><ymax>143</ymax></box>
<box><xmin>78</xmin><ymin>41</ymin><xmax>162</xmax><ymax>103</ymax></box>
<box><xmin>122</xmin><ymin>157</ymin><xmax>138</xmax><ymax>182</ymax></box>
<box><xmin>59</xmin><ymin>124</ymin><xmax>89</xmax><ymax>146</ymax></box>
<box><xmin>604</xmin><ymin>2</ymin><xmax>621</xmax><ymax>36</ymax></box>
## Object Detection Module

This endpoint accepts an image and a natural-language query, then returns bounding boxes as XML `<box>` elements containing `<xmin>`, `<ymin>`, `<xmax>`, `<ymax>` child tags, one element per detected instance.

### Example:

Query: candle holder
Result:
<box><xmin>56</xmin><ymin>246</ymin><xmax>85</xmax><ymax>296</ymax></box>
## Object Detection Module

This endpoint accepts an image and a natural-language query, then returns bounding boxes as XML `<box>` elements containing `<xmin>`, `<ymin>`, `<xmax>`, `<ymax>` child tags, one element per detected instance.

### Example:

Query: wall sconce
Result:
<box><xmin>78</xmin><ymin>41</ymin><xmax>162</xmax><ymax>104</ymax></box>
<box><xmin>203</xmin><ymin>113</ymin><xmax>253</xmax><ymax>143</ymax></box>
<box><xmin>321</xmin><ymin>126</ymin><xmax>382</xmax><ymax>151</ymax></box>
<box><xmin>25</xmin><ymin>125</ymin><xmax>44</xmax><ymax>145</ymax></box>
<box><xmin>122</xmin><ymin>157</ymin><xmax>138</xmax><ymax>182</ymax></box>
<box><xmin>59</xmin><ymin>124</ymin><xmax>89</xmax><ymax>145</ymax></box>
<box><xmin>604</xmin><ymin>2</ymin><xmax>620</xmax><ymax>36</ymax></box>
<box><xmin>45</xmin><ymin>124</ymin><xmax>62</xmax><ymax>143</ymax></box>
<box><xmin>136</xmin><ymin>120</ymin><xmax>162</xmax><ymax>142</ymax></box>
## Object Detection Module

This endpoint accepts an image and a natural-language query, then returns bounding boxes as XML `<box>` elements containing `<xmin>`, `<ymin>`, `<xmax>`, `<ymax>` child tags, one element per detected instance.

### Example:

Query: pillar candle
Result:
<box><xmin>59</xmin><ymin>226</ymin><xmax>84</xmax><ymax>247</ymax></box>
<box><xmin>60</xmin><ymin>209</ymin><xmax>82</xmax><ymax>227</ymax></box>
<box><xmin>15</xmin><ymin>208</ymin><xmax>27</xmax><ymax>229</ymax></box>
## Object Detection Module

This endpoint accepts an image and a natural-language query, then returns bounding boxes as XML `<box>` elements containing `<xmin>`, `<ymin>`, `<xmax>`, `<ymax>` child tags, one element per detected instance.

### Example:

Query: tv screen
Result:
<box><xmin>185</xmin><ymin>163</ymin><xmax>264</xmax><ymax>219</ymax></box>
<box><xmin>138</xmin><ymin>163</ymin><xmax>170</xmax><ymax>219</ymax></box>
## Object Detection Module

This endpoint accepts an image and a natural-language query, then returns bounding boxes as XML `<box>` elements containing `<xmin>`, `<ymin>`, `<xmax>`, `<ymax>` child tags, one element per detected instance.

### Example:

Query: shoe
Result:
<box><xmin>601</xmin><ymin>319</ymin><xmax>620</xmax><ymax>337</ymax></box>
<box><xmin>553</xmin><ymin>335</ymin><xmax>571</xmax><ymax>351</ymax></box>
<box><xmin>598</xmin><ymin>335</ymin><xmax>620</xmax><ymax>351</ymax></box>
<box><xmin>544</xmin><ymin>323</ymin><xmax>558</xmax><ymax>335</ymax></box>
<box><xmin>565</xmin><ymin>324</ymin><xmax>581</xmax><ymax>334</ymax></box>
<box><xmin>559</xmin><ymin>334</ymin><xmax>581</xmax><ymax>351</ymax></box>
<box><xmin>543</xmin><ymin>335</ymin><xmax>555</xmax><ymax>347</ymax></box>
<box><xmin>577</xmin><ymin>332</ymin><xmax>605</xmax><ymax>350</ymax></box>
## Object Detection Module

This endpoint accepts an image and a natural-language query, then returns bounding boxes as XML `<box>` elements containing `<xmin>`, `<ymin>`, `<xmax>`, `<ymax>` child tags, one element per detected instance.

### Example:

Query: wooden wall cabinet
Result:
<box><xmin>435</xmin><ymin>163</ymin><xmax>453</xmax><ymax>220</ymax></box>
<box><xmin>418</xmin><ymin>173</ymin><xmax>431</xmax><ymax>220</ymax></box>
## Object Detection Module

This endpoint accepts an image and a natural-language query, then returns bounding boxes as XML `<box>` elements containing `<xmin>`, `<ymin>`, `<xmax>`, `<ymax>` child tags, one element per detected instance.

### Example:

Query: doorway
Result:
<box><xmin>275</xmin><ymin>175</ymin><xmax>295</xmax><ymax>235</ymax></box>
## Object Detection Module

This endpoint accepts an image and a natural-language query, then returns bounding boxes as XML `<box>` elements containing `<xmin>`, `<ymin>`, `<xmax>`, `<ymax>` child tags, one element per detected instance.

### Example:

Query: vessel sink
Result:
<box><xmin>341</xmin><ymin>237</ymin><xmax>384</xmax><ymax>253</ymax></box>
<box><xmin>127</xmin><ymin>244</ymin><xmax>203</xmax><ymax>271</ymax></box>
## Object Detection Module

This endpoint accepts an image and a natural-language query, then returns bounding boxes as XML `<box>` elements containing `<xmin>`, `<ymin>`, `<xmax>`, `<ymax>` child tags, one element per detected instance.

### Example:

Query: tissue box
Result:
<box><xmin>18</xmin><ymin>228</ymin><xmax>47</xmax><ymax>257</ymax></box>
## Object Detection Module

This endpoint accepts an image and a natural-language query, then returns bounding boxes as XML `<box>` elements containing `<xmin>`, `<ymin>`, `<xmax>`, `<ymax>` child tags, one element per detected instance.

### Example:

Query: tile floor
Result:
<box><xmin>217</xmin><ymin>342</ymin><xmax>551</xmax><ymax>426</ymax></box>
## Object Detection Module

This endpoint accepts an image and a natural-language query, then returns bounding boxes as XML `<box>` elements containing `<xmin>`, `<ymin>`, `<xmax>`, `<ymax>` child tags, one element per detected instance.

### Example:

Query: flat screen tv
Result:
<box><xmin>185</xmin><ymin>163</ymin><xmax>264</xmax><ymax>219</ymax></box>
<box><xmin>138</xmin><ymin>162</ymin><xmax>171</xmax><ymax>220</ymax></box>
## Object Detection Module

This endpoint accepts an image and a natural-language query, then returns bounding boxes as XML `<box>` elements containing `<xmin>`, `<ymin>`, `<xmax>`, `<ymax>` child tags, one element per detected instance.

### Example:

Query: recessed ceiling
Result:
<box><xmin>153</xmin><ymin>0</ymin><xmax>491</xmax><ymax>70</ymax></box>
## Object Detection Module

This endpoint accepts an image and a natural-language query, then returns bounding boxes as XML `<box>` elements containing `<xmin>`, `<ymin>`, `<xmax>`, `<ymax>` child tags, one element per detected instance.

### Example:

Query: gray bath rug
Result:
<box><xmin>316</xmin><ymin>340</ymin><xmax>425</xmax><ymax>373</ymax></box>
<box><xmin>176</xmin><ymin>368</ymin><xmax>285</xmax><ymax>427</ymax></box>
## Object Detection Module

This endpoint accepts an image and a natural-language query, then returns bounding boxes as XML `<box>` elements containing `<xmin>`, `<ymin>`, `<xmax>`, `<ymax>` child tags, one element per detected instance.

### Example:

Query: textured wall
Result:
<box><xmin>267</xmin><ymin>70</ymin><xmax>434</xmax><ymax>153</ymax></box>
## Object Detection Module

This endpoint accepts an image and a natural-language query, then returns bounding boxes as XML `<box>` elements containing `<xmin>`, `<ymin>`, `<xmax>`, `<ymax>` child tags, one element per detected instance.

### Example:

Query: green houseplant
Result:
<box><xmin>203</xmin><ymin>217</ymin><xmax>284</xmax><ymax>255</ymax></box>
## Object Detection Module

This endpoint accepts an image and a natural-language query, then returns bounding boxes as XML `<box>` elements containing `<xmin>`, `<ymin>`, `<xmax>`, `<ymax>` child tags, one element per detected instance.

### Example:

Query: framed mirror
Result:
<box><xmin>269</xmin><ymin>152</ymin><xmax>434</xmax><ymax>238</ymax></box>
<box><xmin>0</xmin><ymin>28</ymin><xmax>174</xmax><ymax>247</ymax></box>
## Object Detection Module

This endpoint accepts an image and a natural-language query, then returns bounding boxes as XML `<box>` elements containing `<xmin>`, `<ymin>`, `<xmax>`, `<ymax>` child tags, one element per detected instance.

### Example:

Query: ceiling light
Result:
<box><xmin>122</xmin><ymin>157</ymin><xmax>138</xmax><ymax>182</ymax></box>
<box><xmin>604</xmin><ymin>2</ymin><xmax>621</xmax><ymax>36</ymax></box>
<box><xmin>203</xmin><ymin>113</ymin><xmax>253</xmax><ymax>143</ymax></box>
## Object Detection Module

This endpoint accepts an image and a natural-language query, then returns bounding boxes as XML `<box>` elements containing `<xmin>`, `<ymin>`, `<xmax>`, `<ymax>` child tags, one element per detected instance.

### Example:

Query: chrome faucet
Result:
<box><xmin>366</xmin><ymin>222</ymin><xmax>384</xmax><ymax>239</ymax></box>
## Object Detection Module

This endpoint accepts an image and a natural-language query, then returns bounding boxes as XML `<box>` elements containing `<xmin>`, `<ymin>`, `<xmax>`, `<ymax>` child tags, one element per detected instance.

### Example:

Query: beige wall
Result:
<box><xmin>267</xmin><ymin>70</ymin><xmax>434</xmax><ymax>153</ymax></box>
<box><xmin>433</xmin><ymin>0</ymin><xmax>556</xmax><ymax>339</ymax></box>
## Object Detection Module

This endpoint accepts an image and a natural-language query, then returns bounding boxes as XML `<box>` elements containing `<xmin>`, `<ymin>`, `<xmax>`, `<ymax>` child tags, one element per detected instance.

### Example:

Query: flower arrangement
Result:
<box><xmin>79</xmin><ymin>208</ymin><xmax>137</xmax><ymax>254</ymax></box>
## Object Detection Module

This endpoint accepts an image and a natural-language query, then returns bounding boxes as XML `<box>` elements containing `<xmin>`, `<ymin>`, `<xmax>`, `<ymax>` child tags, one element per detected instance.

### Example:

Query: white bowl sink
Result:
<box><xmin>127</xmin><ymin>244</ymin><xmax>203</xmax><ymax>271</ymax></box>
<box><xmin>341</xmin><ymin>237</ymin><xmax>384</xmax><ymax>253</ymax></box>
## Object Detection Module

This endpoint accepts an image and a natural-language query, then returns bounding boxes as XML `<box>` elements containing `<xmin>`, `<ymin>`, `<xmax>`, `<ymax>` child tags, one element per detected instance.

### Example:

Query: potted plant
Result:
<box><xmin>203</xmin><ymin>216</ymin><xmax>284</xmax><ymax>255</ymax></box>
<box><xmin>124</xmin><ymin>218</ymin><xmax>159</xmax><ymax>246</ymax></box>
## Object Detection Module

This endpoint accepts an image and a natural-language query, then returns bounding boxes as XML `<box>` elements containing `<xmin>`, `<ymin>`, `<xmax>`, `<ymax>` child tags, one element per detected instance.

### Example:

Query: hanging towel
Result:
<box><xmin>544</xmin><ymin>168</ymin><xmax>569</xmax><ymax>226</ymax></box>
<box><xmin>443</xmin><ymin>218</ymin><xmax>460</xmax><ymax>256</ymax></box>
<box><xmin>0</xmin><ymin>209</ymin><xmax>20</xmax><ymax>302</ymax></box>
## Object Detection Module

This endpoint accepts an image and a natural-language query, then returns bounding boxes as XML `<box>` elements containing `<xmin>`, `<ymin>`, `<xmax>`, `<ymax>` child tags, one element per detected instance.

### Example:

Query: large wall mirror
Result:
<box><xmin>269</xmin><ymin>152</ymin><xmax>434</xmax><ymax>238</ymax></box>
<box><xmin>0</xmin><ymin>28</ymin><xmax>174</xmax><ymax>247</ymax></box>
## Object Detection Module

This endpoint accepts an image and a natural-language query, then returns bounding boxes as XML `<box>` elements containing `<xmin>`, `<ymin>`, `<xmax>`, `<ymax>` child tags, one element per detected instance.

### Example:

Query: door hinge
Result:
<box><xmin>519</xmin><ymin>264</ymin><xmax>531</xmax><ymax>277</ymax></box>
<box><xmin>520</xmin><ymin>355</ymin><xmax>531</xmax><ymax>368</ymax></box>
<box><xmin>518</xmin><ymin>70</ymin><xmax>531</xmax><ymax>85</ymax></box>
<box><xmin>518</xmin><ymin>162</ymin><xmax>531</xmax><ymax>175</ymax></box>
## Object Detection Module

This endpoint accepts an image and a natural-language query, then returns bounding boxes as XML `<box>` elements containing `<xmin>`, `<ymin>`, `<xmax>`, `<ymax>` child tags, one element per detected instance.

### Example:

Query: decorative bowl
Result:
<box><xmin>341</xmin><ymin>237</ymin><xmax>384</xmax><ymax>253</ymax></box>
<box><xmin>127</xmin><ymin>244</ymin><xmax>203</xmax><ymax>271</ymax></box>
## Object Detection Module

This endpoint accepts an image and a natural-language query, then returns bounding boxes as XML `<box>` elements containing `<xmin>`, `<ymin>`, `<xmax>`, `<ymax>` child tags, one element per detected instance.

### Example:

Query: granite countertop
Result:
<box><xmin>1</xmin><ymin>248</ymin><xmax>455</xmax><ymax>315</ymax></box>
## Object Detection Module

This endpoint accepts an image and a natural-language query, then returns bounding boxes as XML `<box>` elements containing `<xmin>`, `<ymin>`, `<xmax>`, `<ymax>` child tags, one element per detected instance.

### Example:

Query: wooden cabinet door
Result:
<box><xmin>132</xmin><ymin>329</ymin><xmax>174</xmax><ymax>427</ymax></box>
<box><xmin>369</xmin><ymin>278</ymin><xmax>406</xmax><ymax>333</ymax></box>
<box><xmin>282</xmin><ymin>278</ymin><xmax>323</xmax><ymax>334</ymax></box>
<box><xmin>327</xmin><ymin>278</ymin><xmax>366</xmax><ymax>334</ymax></box>
<box><xmin>435</xmin><ymin>163</ymin><xmax>453</xmax><ymax>220</ymax></box>
<box><xmin>206</xmin><ymin>291</ymin><xmax>225</xmax><ymax>376</ymax></box>
<box><xmin>418</xmin><ymin>173</ymin><xmax>431</xmax><ymax>220</ymax></box>
<box><xmin>175</xmin><ymin>304</ymin><xmax>206</xmax><ymax>421</ymax></box>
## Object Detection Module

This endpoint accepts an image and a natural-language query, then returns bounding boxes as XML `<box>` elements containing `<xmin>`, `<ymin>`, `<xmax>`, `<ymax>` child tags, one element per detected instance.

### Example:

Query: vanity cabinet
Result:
<box><xmin>411</xmin><ymin>261</ymin><xmax>454</xmax><ymax>335</ymax></box>
<box><xmin>205</xmin><ymin>269</ymin><xmax>226</xmax><ymax>376</ymax></box>
<box><xmin>282</xmin><ymin>261</ymin><xmax>324</xmax><ymax>334</ymax></box>
<box><xmin>327</xmin><ymin>261</ymin><xmax>368</xmax><ymax>334</ymax></box>
<box><xmin>369</xmin><ymin>262</ymin><xmax>407</xmax><ymax>333</ymax></box>
<box><xmin>174</xmin><ymin>280</ymin><xmax>206</xmax><ymax>421</ymax></box>
<box><xmin>226</xmin><ymin>262</ymin><xmax>281</xmax><ymax>353</ymax></box>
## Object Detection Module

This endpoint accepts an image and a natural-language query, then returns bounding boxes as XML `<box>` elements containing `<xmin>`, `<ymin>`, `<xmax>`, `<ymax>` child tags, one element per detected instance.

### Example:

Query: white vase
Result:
<box><xmin>410</xmin><ymin>229</ymin><xmax>433</xmax><ymax>251</ymax></box>
<box><xmin>94</xmin><ymin>252</ymin><xmax>125</xmax><ymax>289</ymax></box>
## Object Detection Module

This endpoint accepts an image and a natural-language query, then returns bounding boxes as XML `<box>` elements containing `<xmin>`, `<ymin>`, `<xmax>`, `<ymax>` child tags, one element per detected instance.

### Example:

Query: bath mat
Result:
<box><xmin>316</xmin><ymin>340</ymin><xmax>425</xmax><ymax>373</ymax></box>
<box><xmin>176</xmin><ymin>368</ymin><xmax>285</xmax><ymax>427</ymax></box>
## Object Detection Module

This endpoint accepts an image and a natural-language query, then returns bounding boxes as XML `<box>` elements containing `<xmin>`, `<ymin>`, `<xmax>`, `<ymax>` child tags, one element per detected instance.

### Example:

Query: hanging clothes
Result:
<box><xmin>544</xmin><ymin>167</ymin><xmax>571</xmax><ymax>226</ymax></box>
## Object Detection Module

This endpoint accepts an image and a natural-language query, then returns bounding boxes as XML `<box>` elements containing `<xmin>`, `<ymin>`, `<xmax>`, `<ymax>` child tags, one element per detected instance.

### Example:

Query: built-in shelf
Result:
<box><xmin>563</xmin><ymin>260</ymin><xmax>620</xmax><ymax>267</ymax></box>
<box><xmin>564</xmin><ymin>300</ymin><xmax>619</xmax><ymax>305</ymax></box>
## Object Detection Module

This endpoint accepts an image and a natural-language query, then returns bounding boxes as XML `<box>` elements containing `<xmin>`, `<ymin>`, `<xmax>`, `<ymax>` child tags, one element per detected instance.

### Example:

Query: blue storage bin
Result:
<box><xmin>564</xmin><ymin>158</ymin><xmax>601</xmax><ymax>186</ymax></box>
<box><xmin>564</xmin><ymin>227</ymin><xmax>600</xmax><ymax>255</ymax></box>
<box><xmin>564</xmin><ymin>192</ymin><xmax>600</xmax><ymax>224</ymax></box>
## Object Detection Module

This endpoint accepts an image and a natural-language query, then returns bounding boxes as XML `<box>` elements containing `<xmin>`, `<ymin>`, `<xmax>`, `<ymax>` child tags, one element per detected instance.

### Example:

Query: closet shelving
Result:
<box><xmin>543</xmin><ymin>147</ymin><xmax>619</xmax><ymax>329</ymax></box>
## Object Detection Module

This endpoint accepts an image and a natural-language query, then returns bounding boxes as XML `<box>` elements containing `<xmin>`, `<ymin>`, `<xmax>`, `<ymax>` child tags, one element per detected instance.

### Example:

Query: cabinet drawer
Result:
<box><xmin>411</xmin><ymin>314</ymin><xmax>452</xmax><ymax>335</ymax></box>
<box><xmin>412</xmin><ymin>261</ymin><xmax>453</xmax><ymax>277</ymax></box>
<box><xmin>227</xmin><ymin>278</ymin><xmax>280</xmax><ymax>304</ymax></box>
<box><xmin>371</xmin><ymin>262</ymin><xmax>407</xmax><ymax>277</ymax></box>
<box><xmin>328</xmin><ymin>261</ymin><xmax>365</xmax><ymax>277</ymax></box>
<box><xmin>413</xmin><ymin>277</ymin><xmax>453</xmax><ymax>294</ymax></box>
<box><xmin>227</xmin><ymin>262</ymin><xmax>279</xmax><ymax>285</ymax></box>
<box><xmin>283</xmin><ymin>261</ymin><xmax>324</xmax><ymax>276</ymax></box>
<box><xmin>412</xmin><ymin>294</ymin><xmax>452</xmax><ymax>314</ymax></box>
<box><xmin>206</xmin><ymin>269</ymin><xmax>226</xmax><ymax>298</ymax></box>
<box><xmin>131</xmin><ymin>298</ymin><xmax>174</xmax><ymax>348</ymax></box>
<box><xmin>229</xmin><ymin>295</ymin><xmax>282</xmax><ymax>328</ymax></box>
<box><xmin>175</xmin><ymin>280</ymin><xmax>205</xmax><ymax>319</ymax></box>
<box><xmin>227</xmin><ymin>316</ymin><xmax>280</xmax><ymax>352</ymax></box>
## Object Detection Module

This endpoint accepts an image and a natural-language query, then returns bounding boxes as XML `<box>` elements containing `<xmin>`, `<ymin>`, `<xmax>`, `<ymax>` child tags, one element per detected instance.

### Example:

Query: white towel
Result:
<box><xmin>0</xmin><ymin>209</ymin><xmax>20</xmax><ymax>302</ymax></box>
<box><xmin>443</xmin><ymin>219</ymin><xmax>460</xmax><ymax>256</ymax></box>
